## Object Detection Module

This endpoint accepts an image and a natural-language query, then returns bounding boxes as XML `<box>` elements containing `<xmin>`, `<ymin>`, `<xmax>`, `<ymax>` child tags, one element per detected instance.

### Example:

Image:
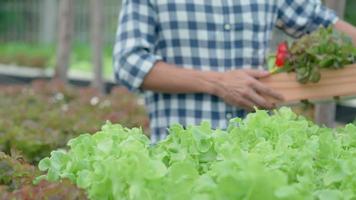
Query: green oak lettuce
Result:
<box><xmin>36</xmin><ymin>108</ymin><xmax>356</xmax><ymax>200</ymax></box>
<box><xmin>281</xmin><ymin>26</ymin><xmax>356</xmax><ymax>84</ymax></box>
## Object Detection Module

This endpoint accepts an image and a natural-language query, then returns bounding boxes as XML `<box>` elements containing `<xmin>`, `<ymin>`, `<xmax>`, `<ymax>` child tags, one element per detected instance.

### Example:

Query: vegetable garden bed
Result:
<box><xmin>0</xmin><ymin>80</ymin><xmax>148</xmax><ymax>199</ymax></box>
<box><xmin>1</xmin><ymin>82</ymin><xmax>356</xmax><ymax>199</ymax></box>
<box><xmin>0</xmin><ymin>152</ymin><xmax>87</xmax><ymax>200</ymax></box>
<box><xmin>36</xmin><ymin>108</ymin><xmax>356</xmax><ymax>200</ymax></box>
<box><xmin>0</xmin><ymin>80</ymin><xmax>148</xmax><ymax>164</ymax></box>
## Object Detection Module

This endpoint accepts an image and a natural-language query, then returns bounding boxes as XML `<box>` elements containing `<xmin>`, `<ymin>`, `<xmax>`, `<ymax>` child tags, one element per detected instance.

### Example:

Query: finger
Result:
<box><xmin>244</xmin><ymin>69</ymin><xmax>270</xmax><ymax>79</ymax></box>
<box><xmin>245</xmin><ymin>89</ymin><xmax>273</xmax><ymax>109</ymax></box>
<box><xmin>238</xmin><ymin>99</ymin><xmax>255</xmax><ymax>112</ymax></box>
<box><xmin>231</xmin><ymin>95</ymin><xmax>255</xmax><ymax>111</ymax></box>
<box><xmin>250</xmin><ymin>79</ymin><xmax>284</xmax><ymax>101</ymax></box>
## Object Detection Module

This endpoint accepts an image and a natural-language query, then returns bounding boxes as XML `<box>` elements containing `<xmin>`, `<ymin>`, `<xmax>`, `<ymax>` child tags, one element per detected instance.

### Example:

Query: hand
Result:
<box><xmin>216</xmin><ymin>69</ymin><xmax>284</xmax><ymax>111</ymax></box>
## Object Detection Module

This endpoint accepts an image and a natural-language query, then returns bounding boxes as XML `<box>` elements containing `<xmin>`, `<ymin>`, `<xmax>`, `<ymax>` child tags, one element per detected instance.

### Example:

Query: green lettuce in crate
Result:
<box><xmin>269</xmin><ymin>26</ymin><xmax>356</xmax><ymax>84</ymax></box>
<box><xmin>36</xmin><ymin>108</ymin><xmax>356</xmax><ymax>200</ymax></box>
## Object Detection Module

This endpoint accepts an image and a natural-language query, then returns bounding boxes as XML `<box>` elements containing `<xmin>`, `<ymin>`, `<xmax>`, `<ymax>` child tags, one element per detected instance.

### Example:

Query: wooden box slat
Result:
<box><xmin>260</xmin><ymin>64</ymin><xmax>356</xmax><ymax>103</ymax></box>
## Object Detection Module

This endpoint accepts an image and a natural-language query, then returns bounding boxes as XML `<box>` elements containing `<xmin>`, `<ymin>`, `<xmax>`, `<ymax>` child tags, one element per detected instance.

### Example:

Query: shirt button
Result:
<box><xmin>223</xmin><ymin>23</ymin><xmax>232</xmax><ymax>31</ymax></box>
<box><xmin>226</xmin><ymin>112</ymin><xmax>233</xmax><ymax>119</ymax></box>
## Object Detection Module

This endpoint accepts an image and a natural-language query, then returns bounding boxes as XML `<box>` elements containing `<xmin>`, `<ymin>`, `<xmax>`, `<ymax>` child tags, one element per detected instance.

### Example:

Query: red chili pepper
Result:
<box><xmin>275</xmin><ymin>42</ymin><xmax>289</xmax><ymax>67</ymax></box>
<box><xmin>277</xmin><ymin>42</ymin><xmax>289</xmax><ymax>54</ymax></box>
<box><xmin>275</xmin><ymin>53</ymin><xmax>286</xmax><ymax>67</ymax></box>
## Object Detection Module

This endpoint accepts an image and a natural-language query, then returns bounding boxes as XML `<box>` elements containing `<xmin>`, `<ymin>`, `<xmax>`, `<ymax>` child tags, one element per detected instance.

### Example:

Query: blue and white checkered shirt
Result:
<box><xmin>113</xmin><ymin>0</ymin><xmax>337</xmax><ymax>142</ymax></box>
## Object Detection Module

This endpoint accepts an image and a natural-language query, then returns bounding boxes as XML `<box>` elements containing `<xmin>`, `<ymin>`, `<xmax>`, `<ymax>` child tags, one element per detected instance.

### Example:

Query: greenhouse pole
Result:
<box><xmin>315</xmin><ymin>0</ymin><xmax>346</xmax><ymax>127</ymax></box>
<box><xmin>54</xmin><ymin>0</ymin><xmax>74</xmax><ymax>82</ymax></box>
<box><xmin>90</xmin><ymin>0</ymin><xmax>104</xmax><ymax>93</ymax></box>
<box><xmin>324</xmin><ymin>0</ymin><xmax>346</xmax><ymax>17</ymax></box>
<box><xmin>40</xmin><ymin>0</ymin><xmax>57</xmax><ymax>44</ymax></box>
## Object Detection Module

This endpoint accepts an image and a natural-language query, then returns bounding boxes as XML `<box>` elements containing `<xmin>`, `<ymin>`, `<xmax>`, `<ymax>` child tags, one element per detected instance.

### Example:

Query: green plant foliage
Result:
<box><xmin>283</xmin><ymin>26</ymin><xmax>356</xmax><ymax>83</ymax></box>
<box><xmin>0</xmin><ymin>43</ymin><xmax>114</xmax><ymax>77</ymax></box>
<box><xmin>0</xmin><ymin>152</ymin><xmax>87</xmax><ymax>200</ymax></box>
<box><xmin>345</xmin><ymin>0</ymin><xmax>356</xmax><ymax>26</ymax></box>
<box><xmin>0</xmin><ymin>152</ymin><xmax>39</xmax><ymax>191</ymax></box>
<box><xmin>38</xmin><ymin>108</ymin><xmax>356</xmax><ymax>200</ymax></box>
<box><xmin>0</xmin><ymin>43</ymin><xmax>54</xmax><ymax>68</ymax></box>
<box><xmin>0</xmin><ymin>80</ymin><xmax>148</xmax><ymax>164</ymax></box>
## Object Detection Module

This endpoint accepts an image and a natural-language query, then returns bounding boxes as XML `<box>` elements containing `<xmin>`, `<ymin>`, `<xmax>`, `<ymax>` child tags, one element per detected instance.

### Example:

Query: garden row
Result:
<box><xmin>0</xmin><ymin>80</ymin><xmax>148</xmax><ymax>164</ymax></box>
<box><xmin>39</xmin><ymin>108</ymin><xmax>356</xmax><ymax>200</ymax></box>
<box><xmin>0</xmin><ymin>43</ymin><xmax>114</xmax><ymax>78</ymax></box>
<box><xmin>0</xmin><ymin>152</ymin><xmax>87</xmax><ymax>199</ymax></box>
<box><xmin>0</xmin><ymin>80</ymin><xmax>148</xmax><ymax>199</ymax></box>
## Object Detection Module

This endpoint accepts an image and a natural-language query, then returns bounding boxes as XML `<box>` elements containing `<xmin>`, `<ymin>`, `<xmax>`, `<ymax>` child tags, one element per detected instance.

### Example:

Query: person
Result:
<box><xmin>113</xmin><ymin>0</ymin><xmax>356</xmax><ymax>142</ymax></box>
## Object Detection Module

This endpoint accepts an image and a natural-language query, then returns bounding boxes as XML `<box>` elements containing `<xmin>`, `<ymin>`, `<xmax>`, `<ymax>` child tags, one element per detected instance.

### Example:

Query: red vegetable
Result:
<box><xmin>277</xmin><ymin>42</ymin><xmax>289</xmax><ymax>54</ymax></box>
<box><xmin>275</xmin><ymin>42</ymin><xmax>289</xmax><ymax>67</ymax></box>
<box><xmin>275</xmin><ymin>53</ymin><xmax>286</xmax><ymax>67</ymax></box>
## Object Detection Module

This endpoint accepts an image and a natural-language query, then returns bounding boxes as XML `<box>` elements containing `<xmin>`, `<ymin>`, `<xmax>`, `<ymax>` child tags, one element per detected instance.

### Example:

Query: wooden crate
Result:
<box><xmin>260</xmin><ymin>64</ymin><xmax>356</xmax><ymax>104</ymax></box>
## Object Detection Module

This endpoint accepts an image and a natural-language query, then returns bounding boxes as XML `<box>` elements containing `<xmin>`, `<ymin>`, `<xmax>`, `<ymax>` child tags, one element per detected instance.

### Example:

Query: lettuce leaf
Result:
<box><xmin>37</xmin><ymin>108</ymin><xmax>356</xmax><ymax>200</ymax></box>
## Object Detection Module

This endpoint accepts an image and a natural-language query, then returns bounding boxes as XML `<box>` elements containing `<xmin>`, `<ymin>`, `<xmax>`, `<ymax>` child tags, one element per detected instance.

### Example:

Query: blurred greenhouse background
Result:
<box><xmin>0</xmin><ymin>0</ymin><xmax>121</xmax><ymax>80</ymax></box>
<box><xmin>0</xmin><ymin>0</ymin><xmax>355</xmax><ymax>80</ymax></box>
<box><xmin>0</xmin><ymin>0</ymin><xmax>120</xmax><ymax>44</ymax></box>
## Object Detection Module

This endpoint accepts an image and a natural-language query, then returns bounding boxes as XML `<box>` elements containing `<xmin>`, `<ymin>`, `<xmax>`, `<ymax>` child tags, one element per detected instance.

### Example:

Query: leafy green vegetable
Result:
<box><xmin>283</xmin><ymin>26</ymin><xmax>356</xmax><ymax>83</ymax></box>
<box><xmin>38</xmin><ymin>108</ymin><xmax>356</xmax><ymax>200</ymax></box>
<box><xmin>0</xmin><ymin>152</ymin><xmax>87</xmax><ymax>199</ymax></box>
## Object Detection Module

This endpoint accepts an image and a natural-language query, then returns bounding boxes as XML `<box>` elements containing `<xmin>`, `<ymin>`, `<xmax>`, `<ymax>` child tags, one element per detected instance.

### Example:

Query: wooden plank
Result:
<box><xmin>261</xmin><ymin>64</ymin><xmax>356</xmax><ymax>104</ymax></box>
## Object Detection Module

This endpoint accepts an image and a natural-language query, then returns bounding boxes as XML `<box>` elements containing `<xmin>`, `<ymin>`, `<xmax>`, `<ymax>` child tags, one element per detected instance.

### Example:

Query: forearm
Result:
<box><xmin>141</xmin><ymin>61</ymin><xmax>222</xmax><ymax>95</ymax></box>
<box><xmin>334</xmin><ymin>20</ymin><xmax>356</xmax><ymax>45</ymax></box>
<box><xmin>141</xmin><ymin>61</ymin><xmax>283</xmax><ymax>110</ymax></box>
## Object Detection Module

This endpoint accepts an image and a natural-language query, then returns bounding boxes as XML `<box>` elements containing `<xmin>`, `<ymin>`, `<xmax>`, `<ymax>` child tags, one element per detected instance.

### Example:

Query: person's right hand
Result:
<box><xmin>215</xmin><ymin>69</ymin><xmax>284</xmax><ymax>111</ymax></box>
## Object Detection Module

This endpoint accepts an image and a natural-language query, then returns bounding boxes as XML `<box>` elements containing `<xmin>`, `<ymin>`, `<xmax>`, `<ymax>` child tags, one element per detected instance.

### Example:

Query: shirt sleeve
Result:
<box><xmin>276</xmin><ymin>0</ymin><xmax>339</xmax><ymax>38</ymax></box>
<box><xmin>113</xmin><ymin>0</ymin><xmax>162</xmax><ymax>92</ymax></box>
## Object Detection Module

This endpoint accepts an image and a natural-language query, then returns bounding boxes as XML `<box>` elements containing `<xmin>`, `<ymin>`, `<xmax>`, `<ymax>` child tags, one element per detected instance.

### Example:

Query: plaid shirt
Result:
<box><xmin>114</xmin><ymin>0</ymin><xmax>337</xmax><ymax>142</ymax></box>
